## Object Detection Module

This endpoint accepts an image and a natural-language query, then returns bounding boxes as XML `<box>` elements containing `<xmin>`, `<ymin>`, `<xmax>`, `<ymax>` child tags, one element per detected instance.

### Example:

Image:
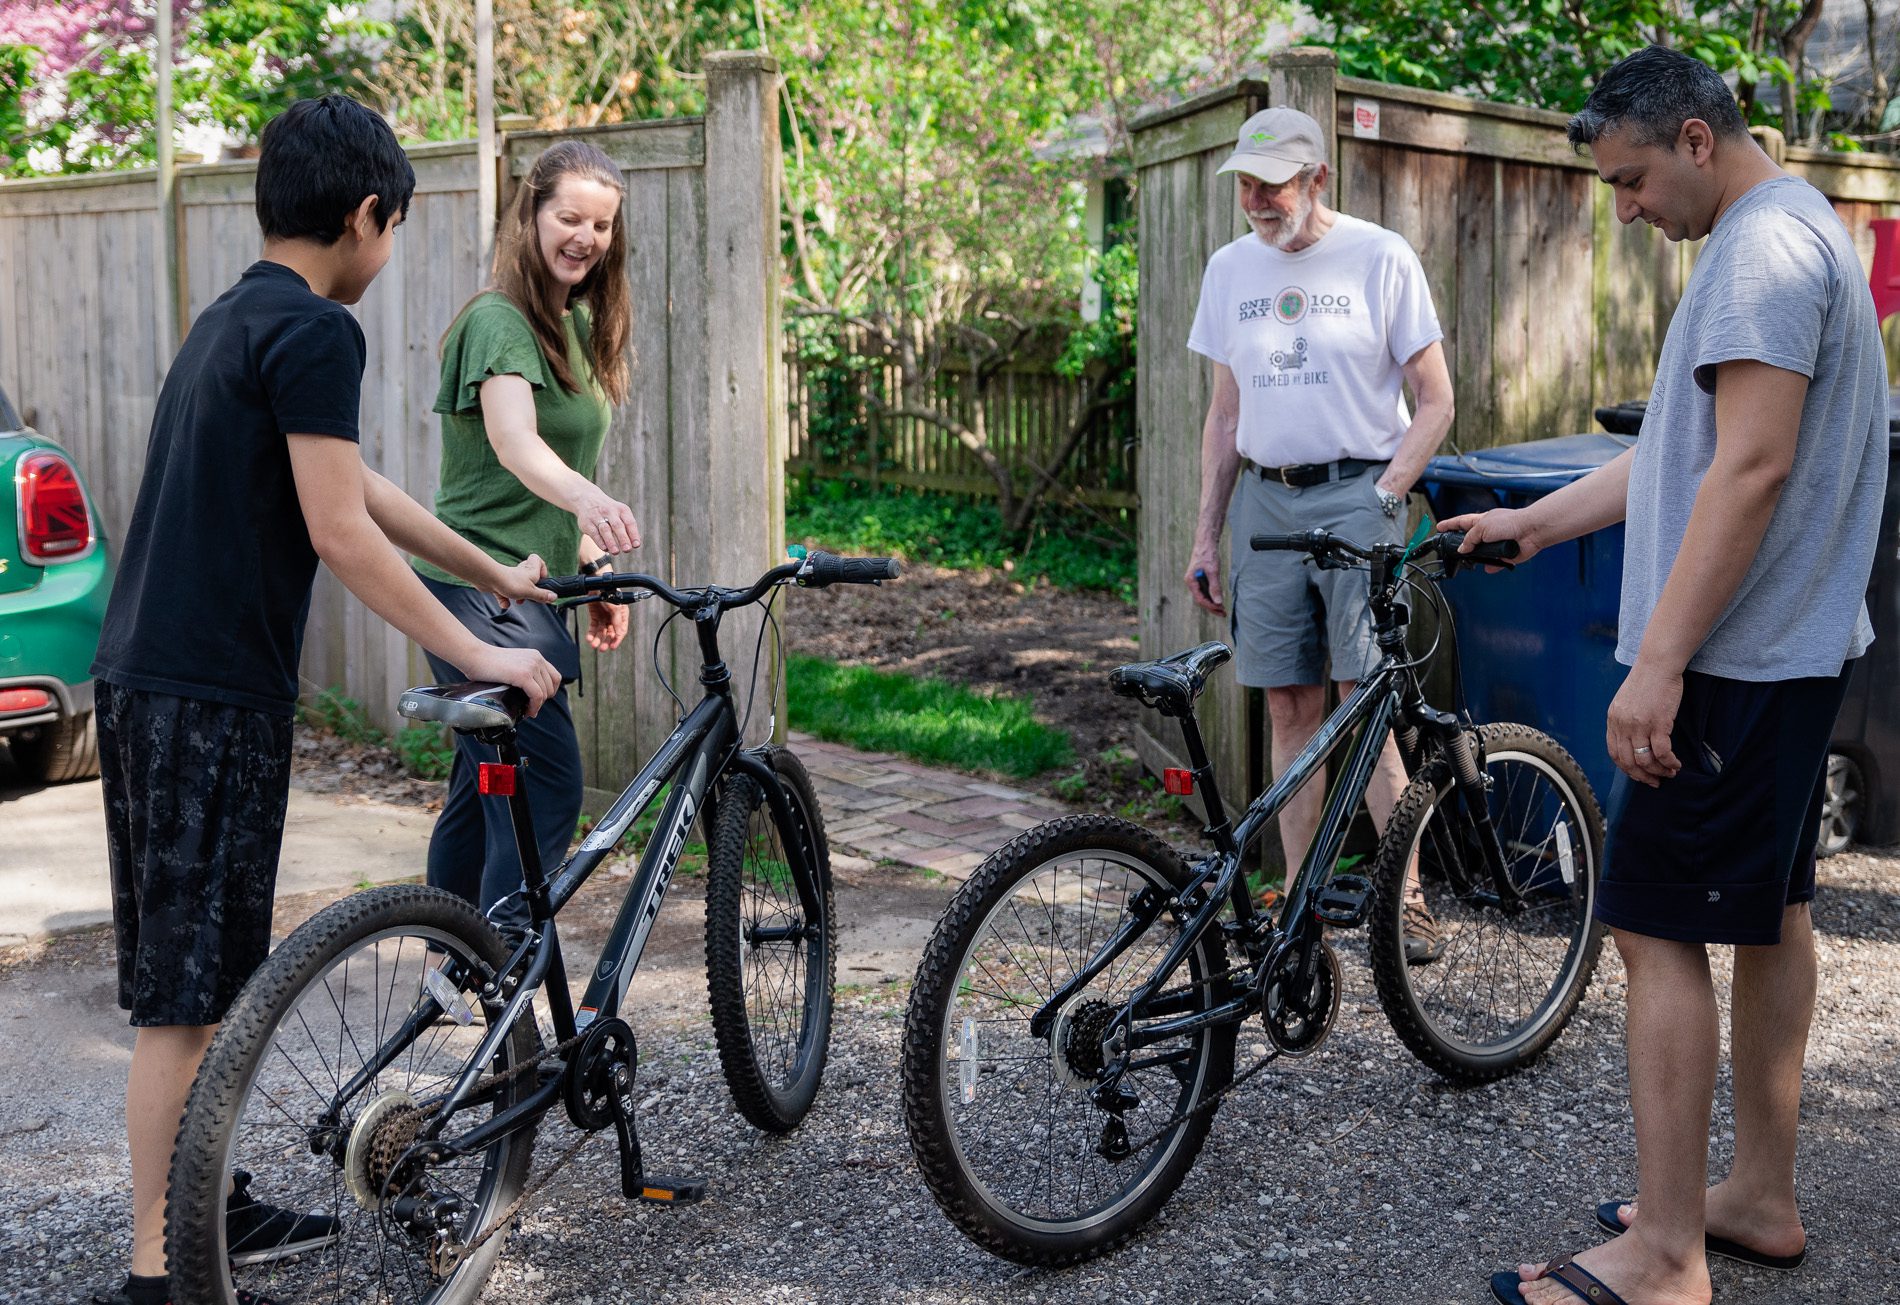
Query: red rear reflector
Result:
<box><xmin>1162</xmin><ymin>768</ymin><xmax>1195</xmax><ymax>796</ymax></box>
<box><xmin>17</xmin><ymin>451</ymin><xmax>92</xmax><ymax>563</ymax></box>
<box><xmin>0</xmin><ymin>688</ymin><xmax>52</xmax><ymax>714</ymax></box>
<box><xmin>478</xmin><ymin>762</ymin><xmax>517</xmax><ymax>796</ymax></box>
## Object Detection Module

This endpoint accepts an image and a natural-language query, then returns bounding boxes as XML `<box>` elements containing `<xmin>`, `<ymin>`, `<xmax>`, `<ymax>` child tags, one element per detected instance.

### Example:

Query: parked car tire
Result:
<box><xmin>1816</xmin><ymin>751</ymin><xmax>1862</xmax><ymax>859</ymax></box>
<box><xmin>10</xmin><ymin>709</ymin><xmax>99</xmax><ymax>784</ymax></box>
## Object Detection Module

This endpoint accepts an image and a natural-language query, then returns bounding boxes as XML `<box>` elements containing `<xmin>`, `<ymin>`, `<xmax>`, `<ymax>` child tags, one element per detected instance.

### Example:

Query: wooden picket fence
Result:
<box><xmin>783</xmin><ymin>325</ymin><xmax>1138</xmax><ymax>509</ymax></box>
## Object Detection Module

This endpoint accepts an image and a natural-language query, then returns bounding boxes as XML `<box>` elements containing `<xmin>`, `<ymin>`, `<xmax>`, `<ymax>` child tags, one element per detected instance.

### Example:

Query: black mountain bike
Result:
<box><xmin>902</xmin><ymin>528</ymin><xmax>1606</xmax><ymax>1266</ymax></box>
<box><xmin>166</xmin><ymin>549</ymin><xmax>898</xmax><ymax>1305</ymax></box>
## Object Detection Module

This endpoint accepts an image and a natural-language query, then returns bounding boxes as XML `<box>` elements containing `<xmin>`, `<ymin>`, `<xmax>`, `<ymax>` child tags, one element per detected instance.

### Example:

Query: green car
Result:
<box><xmin>0</xmin><ymin>386</ymin><xmax>112</xmax><ymax>783</ymax></box>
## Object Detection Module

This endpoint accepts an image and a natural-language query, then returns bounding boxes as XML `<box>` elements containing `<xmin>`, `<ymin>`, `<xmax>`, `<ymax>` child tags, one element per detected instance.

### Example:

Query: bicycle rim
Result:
<box><xmin>1398</xmin><ymin>747</ymin><xmax>1598</xmax><ymax>1060</ymax></box>
<box><xmin>212</xmin><ymin>923</ymin><xmax>529</xmax><ymax>1304</ymax></box>
<box><xmin>935</xmin><ymin>845</ymin><xmax>1222</xmax><ymax>1237</ymax></box>
<box><xmin>707</xmin><ymin>756</ymin><xmax>834</xmax><ymax>1130</ymax></box>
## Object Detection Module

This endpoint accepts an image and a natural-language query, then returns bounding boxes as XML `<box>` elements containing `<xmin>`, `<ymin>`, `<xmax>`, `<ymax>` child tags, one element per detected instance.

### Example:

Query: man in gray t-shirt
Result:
<box><xmin>1443</xmin><ymin>45</ymin><xmax>1887</xmax><ymax>1305</ymax></box>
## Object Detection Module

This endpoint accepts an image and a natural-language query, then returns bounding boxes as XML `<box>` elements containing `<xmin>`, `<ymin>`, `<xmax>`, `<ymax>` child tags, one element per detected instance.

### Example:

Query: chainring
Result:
<box><xmin>1257</xmin><ymin>940</ymin><xmax>1341</xmax><ymax>1057</ymax></box>
<box><xmin>564</xmin><ymin>1017</ymin><xmax>637</xmax><ymax>1130</ymax></box>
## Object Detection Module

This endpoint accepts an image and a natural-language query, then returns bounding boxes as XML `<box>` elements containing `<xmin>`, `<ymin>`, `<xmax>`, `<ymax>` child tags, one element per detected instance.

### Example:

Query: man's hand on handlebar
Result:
<box><xmin>1183</xmin><ymin>547</ymin><xmax>1225</xmax><ymax>617</ymax></box>
<box><xmin>461</xmin><ymin>645</ymin><xmax>561</xmax><ymax>717</ymax></box>
<box><xmin>1434</xmin><ymin>508</ymin><xmax>1543</xmax><ymax>571</ymax></box>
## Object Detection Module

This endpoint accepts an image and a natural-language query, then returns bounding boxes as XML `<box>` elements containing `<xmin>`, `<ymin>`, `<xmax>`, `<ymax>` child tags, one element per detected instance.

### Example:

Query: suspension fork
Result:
<box><xmin>1419</xmin><ymin>707</ymin><xmax>1524</xmax><ymax>911</ymax></box>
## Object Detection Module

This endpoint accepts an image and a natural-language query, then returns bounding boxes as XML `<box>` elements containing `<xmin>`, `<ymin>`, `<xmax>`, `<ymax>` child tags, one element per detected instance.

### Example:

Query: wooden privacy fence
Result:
<box><xmin>1132</xmin><ymin>46</ymin><xmax>1900</xmax><ymax>823</ymax></box>
<box><xmin>0</xmin><ymin>50</ymin><xmax>786</xmax><ymax>788</ymax></box>
<box><xmin>783</xmin><ymin>328</ymin><xmax>1138</xmax><ymax>508</ymax></box>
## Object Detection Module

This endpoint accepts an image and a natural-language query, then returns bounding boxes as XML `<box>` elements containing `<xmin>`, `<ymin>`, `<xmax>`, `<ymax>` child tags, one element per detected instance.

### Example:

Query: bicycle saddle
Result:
<box><xmin>397</xmin><ymin>681</ymin><xmax>529</xmax><ymax>733</ymax></box>
<box><xmin>1108</xmin><ymin>642</ymin><xmax>1232</xmax><ymax>718</ymax></box>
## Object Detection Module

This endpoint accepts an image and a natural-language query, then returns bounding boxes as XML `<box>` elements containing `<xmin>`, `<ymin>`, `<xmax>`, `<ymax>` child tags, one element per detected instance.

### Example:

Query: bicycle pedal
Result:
<box><xmin>636</xmin><ymin>1176</ymin><xmax>708</xmax><ymax>1204</ymax></box>
<box><xmin>1312</xmin><ymin>874</ymin><xmax>1373</xmax><ymax>928</ymax></box>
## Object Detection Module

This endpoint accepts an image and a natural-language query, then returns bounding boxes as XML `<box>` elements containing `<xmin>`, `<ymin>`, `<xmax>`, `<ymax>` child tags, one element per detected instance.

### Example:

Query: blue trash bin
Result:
<box><xmin>1420</xmin><ymin>433</ymin><xmax>1633</xmax><ymax>806</ymax></box>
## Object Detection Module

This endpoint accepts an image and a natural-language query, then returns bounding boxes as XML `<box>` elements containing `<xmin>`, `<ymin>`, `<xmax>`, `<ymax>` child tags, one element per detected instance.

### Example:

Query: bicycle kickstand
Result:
<box><xmin>605</xmin><ymin>1064</ymin><xmax>708</xmax><ymax>1206</ymax></box>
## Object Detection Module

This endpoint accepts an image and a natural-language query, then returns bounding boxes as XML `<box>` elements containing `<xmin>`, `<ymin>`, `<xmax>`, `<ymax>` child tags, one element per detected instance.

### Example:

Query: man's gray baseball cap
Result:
<box><xmin>1217</xmin><ymin>107</ymin><xmax>1327</xmax><ymax>184</ymax></box>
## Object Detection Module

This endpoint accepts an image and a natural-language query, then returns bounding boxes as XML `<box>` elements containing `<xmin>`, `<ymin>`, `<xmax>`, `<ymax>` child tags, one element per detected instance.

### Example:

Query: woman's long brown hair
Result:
<box><xmin>486</xmin><ymin>140</ymin><xmax>632</xmax><ymax>404</ymax></box>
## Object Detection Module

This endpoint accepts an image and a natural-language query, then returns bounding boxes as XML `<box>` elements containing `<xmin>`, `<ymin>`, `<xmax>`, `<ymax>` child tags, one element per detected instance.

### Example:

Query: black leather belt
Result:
<box><xmin>1249</xmin><ymin>457</ymin><xmax>1378</xmax><ymax>488</ymax></box>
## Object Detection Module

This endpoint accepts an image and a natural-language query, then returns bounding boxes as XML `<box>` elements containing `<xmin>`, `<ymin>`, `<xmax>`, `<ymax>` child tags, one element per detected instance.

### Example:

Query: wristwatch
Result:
<box><xmin>578</xmin><ymin>556</ymin><xmax>608</xmax><ymax>577</ymax></box>
<box><xmin>1375</xmin><ymin>485</ymin><xmax>1404</xmax><ymax>518</ymax></box>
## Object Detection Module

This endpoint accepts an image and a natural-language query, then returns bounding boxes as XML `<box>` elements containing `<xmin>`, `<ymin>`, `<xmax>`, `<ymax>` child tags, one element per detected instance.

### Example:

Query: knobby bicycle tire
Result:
<box><xmin>705</xmin><ymin>745</ymin><xmax>837</xmax><ymax>1133</ymax></box>
<box><xmin>167</xmin><ymin>885</ymin><xmax>539</xmax><ymax>1305</ymax></box>
<box><xmin>1367</xmin><ymin>723</ymin><xmax>1605</xmax><ymax>1083</ymax></box>
<box><xmin>902</xmin><ymin>814</ymin><xmax>1235</xmax><ymax>1267</ymax></box>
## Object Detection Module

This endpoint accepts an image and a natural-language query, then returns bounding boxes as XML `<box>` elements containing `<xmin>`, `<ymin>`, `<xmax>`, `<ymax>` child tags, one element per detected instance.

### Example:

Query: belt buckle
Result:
<box><xmin>1274</xmin><ymin>465</ymin><xmax>1295</xmax><ymax>487</ymax></box>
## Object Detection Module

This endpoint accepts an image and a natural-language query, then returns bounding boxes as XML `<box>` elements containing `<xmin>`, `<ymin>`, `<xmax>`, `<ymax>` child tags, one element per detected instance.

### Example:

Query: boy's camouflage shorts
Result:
<box><xmin>97</xmin><ymin>680</ymin><xmax>293</xmax><ymax>1027</ymax></box>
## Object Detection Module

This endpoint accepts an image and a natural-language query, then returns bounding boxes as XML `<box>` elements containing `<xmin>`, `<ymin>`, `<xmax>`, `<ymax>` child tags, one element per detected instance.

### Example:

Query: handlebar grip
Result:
<box><xmin>1249</xmin><ymin>531</ymin><xmax>1325</xmax><ymax>552</ymax></box>
<box><xmin>800</xmin><ymin>550</ymin><xmax>902</xmax><ymax>587</ymax></box>
<box><xmin>1439</xmin><ymin>532</ymin><xmax>1521</xmax><ymax>564</ymax></box>
<box><xmin>537</xmin><ymin>574</ymin><xmax>593</xmax><ymax>599</ymax></box>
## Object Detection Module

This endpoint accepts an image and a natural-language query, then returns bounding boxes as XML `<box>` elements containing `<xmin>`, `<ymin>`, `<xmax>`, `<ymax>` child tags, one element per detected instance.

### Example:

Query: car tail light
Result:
<box><xmin>0</xmin><ymin>688</ymin><xmax>52</xmax><ymax>715</ymax></box>
<box><xmin>17</xmin><ymin>450</ymin><xmax>93</xmax><ymax>564</ymax></box>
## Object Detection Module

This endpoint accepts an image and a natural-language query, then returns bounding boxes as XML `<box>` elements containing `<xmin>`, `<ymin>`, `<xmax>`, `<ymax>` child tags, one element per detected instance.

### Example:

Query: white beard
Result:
<box><xmin>1254</xmin><ymin>187</ymin><xmax>1314</xmax><ymax>251</ymax></box>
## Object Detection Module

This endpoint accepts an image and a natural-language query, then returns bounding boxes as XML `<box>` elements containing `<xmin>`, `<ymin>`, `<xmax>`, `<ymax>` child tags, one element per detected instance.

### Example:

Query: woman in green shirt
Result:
<box><xmin>415</xmin><ymin>140</ymin><xmax>638</xmax><ymax>931</ymax></box>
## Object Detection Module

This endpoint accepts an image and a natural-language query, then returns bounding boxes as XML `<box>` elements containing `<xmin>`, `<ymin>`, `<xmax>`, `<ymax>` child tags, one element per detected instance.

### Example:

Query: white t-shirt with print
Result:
<box><xmin>1187</xmin><ymin>214</ymin><xmax>1443</xmax><ymax>466</ymax></box>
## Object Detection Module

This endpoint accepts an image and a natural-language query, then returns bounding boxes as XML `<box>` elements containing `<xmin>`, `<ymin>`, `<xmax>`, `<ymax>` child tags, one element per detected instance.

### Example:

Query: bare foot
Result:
<box><xmin>1611</xmin><ymin>1180</ymin><xmax>1806</xmax><ymax>1261</ymax></box>
<box><xmin>1513</xmin><ymin>1234</ymin><xmax>1710</xmax><ymax>1305</ymax></box>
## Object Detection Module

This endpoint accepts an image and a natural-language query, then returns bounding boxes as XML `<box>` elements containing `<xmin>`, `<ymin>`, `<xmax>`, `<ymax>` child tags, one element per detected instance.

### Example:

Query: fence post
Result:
<box><xmin>1269</xmin><ymin>46</ymin><xmax>1339</xmax><ymax>162</ymax></box>
<box><xmin>701</xmin><ymin>50</ymin><xmax>788</xmax><ymax>734</ymax></box>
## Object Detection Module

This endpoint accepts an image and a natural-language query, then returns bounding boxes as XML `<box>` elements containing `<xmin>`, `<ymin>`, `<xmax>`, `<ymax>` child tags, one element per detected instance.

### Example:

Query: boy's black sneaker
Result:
<box><xmin>225</xmin><ymin>1168</ymin><xmax>342</xmax><ymax>1265</ymax></box>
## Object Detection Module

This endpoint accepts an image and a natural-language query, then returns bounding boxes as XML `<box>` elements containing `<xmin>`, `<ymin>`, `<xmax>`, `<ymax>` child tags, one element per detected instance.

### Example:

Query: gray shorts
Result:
<box><xmin>1228</xmin><ymin>464</ymin><xmax>1403</xmax><ymax>688</ymax></box>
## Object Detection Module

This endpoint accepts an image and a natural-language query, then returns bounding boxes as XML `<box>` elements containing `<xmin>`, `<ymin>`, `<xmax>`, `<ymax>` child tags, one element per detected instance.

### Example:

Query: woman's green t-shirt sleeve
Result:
<box><xmin>433</xmin><ymin>295</ymin><xmax>551</xmax><ymax>417</ymax></box>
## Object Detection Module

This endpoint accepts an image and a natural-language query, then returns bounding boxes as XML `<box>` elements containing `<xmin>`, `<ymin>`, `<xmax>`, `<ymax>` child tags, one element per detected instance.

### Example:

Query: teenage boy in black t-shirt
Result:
<box><xmin>88</xmin><ymin>96</ymin><xmax>563</xmax><ymax>1305</ymax></box>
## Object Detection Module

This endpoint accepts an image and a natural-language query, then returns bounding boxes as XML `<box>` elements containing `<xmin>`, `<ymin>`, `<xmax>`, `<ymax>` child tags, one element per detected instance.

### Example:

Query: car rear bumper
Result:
<box><xmin>0</xmin><ymin>547</ymin><xmax>111</xmax><ymax>727</ymax></box>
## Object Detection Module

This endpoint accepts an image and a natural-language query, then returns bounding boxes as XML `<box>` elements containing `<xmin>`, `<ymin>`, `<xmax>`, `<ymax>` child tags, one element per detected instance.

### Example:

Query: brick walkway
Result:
<box><xmin>790</xmin><ymin>731</ymin><xmax>1073</xmax><ymax>882</ymax></box>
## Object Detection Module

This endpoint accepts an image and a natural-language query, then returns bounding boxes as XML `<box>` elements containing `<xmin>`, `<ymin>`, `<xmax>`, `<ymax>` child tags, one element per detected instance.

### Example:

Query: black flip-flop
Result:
<box><xmin>1594</xmin><ymin>1198</ymin><xmax>1807</xmax><ymax>1271</ymax></box>
<box><xmin>1490</xmin><ymin>1251</ymin><xmax>1632</xmax><ymax>1304</ymax></box>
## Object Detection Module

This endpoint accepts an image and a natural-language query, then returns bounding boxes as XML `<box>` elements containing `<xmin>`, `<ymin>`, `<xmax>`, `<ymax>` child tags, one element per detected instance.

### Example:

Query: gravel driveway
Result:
<box><xmin>4</xmin><ymin>849</ymin><xmax>1896</xmax><ymax>1304</ymax></box>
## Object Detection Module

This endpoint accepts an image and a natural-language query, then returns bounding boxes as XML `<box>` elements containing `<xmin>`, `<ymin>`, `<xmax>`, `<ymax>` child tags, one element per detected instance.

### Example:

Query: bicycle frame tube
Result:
<box><xmin>571</xmin><ymin>695</ymin><xmax>738</xmax><ymax>1031</ymax></box>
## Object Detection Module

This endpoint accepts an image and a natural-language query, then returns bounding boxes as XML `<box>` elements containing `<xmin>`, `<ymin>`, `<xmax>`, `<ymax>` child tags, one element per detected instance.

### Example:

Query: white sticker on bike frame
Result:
<box><xmin>1555</xmin><ymin>820</ymin><xmax>1576</xmax><ymax>886</ymax></box>
<box><xmin>578</xmin><ymin>778</ymin><xmax>662</xmax><ymax>854</ymax></box>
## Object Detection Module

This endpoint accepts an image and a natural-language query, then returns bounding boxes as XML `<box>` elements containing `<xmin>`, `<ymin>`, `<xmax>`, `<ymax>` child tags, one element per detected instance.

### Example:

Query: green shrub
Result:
<box><xmin>395</xmin><ymin>723</ymin><xmax>456</xmax><ymax>781</ymax></box>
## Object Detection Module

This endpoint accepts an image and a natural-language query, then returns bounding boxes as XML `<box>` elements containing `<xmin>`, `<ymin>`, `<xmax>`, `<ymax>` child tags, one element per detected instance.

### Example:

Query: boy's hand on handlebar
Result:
<box><xmin>463</xmin><ymin>646</ymin><xmax>561</xmax><ymax>717</ymax></box>
<box><xmin>1436</xmin><ymin>508</ymin><xmax>1542</xmax><ymax>570</ymax></box>
<box><xmin>489</xmin><ymin>554</ymin><xmax>554</xmax><ymax>608</ymax></box>
<box><xmin>572</xmin><ymin>483</ymin><xmax>642</xmax><ymax>556</ymax></box>
<box><xmin>587</xmin><ymin>600</ymin><xmax>629</xmax><ymax>652</ymax></box>
<box><xmin>1183</xmin><ymin>549</ymin><xmax>1225</xmax><ymax>616</ymax></box>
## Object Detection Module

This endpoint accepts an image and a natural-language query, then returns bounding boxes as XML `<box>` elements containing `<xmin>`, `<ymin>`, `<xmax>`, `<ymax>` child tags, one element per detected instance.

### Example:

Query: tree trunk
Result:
<box><xmin>1866</xmin><ymin>0</ymin><xmax>1890</xmax><ymax>131</ymax></box>
<box><xmin>1781</xmin><ymin>0</ymin><xmax>1827</xmax><ymax>142</ymax></box>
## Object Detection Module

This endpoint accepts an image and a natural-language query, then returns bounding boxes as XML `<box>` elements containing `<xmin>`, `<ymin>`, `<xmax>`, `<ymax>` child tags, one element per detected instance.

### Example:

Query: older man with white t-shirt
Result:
<box><xmin>1183</xmin><ymin>106</ymin><xmax>1456</xmax><ymax>962</ymax></box>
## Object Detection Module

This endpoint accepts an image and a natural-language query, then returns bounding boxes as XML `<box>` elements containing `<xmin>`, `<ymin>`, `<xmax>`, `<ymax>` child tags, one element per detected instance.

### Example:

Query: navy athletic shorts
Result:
<box><xmin>1595</xmin><ymin>664</ymin><xmax>1853</xmax><ymax>946</ymax></box>
<box><xmin>97</xmin><ymin>680</ymin><xmax>293</xmax><ymax>1026</ymax></box>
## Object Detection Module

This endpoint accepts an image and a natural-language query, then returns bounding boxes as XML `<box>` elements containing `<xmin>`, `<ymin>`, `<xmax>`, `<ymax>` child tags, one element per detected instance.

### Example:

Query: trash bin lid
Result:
<box><xmin>1424</xmin><ymin>432</ymin><xmax>1634</xmax><ymax>491</ymax></box>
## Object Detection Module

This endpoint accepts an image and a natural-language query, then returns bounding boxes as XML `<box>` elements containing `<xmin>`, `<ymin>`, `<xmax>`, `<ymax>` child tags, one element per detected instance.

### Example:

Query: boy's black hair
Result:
<box><xmin>255</xmin><ymin>95</ymin><xmax>416</xmax><ymax>244</ymax></box>
<box><xmin>1568</xmin><ymin>45</ymin><xmax>1750</xmax><ymax>151</ymax></box>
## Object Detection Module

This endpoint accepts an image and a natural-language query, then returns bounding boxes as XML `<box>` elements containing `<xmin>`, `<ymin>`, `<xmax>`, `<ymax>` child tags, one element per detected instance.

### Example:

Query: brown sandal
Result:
<box><xmin>1489</xmin><ymin>1251</ymin><xmax>1632</xmax><ymax>1305</ymax></box>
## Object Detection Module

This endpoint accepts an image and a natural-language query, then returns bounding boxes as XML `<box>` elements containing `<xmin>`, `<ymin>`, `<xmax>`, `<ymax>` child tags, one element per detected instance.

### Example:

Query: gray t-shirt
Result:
<box><xmin>1619</xmin><ymin>175</ymin><xmax>1887</xmax><ymax>680</ymax></box>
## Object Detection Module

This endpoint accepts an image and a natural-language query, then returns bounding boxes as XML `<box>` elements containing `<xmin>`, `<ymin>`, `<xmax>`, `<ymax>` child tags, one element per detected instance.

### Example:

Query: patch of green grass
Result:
<box><xmin>789</xmin><ymin>654</ymin><xmax>1073</xmax><ymax>779</ymax></box>
<box><xmin>786</xmin><ymin>476</ymin><xmax>1136</xmax><ymax>603</ymax></box>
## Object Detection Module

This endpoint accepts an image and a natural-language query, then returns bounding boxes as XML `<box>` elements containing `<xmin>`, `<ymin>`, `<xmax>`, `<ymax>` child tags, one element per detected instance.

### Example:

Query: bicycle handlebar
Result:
<box><xmin>1248</xmin><ymin>528</ymin><xmax>1518</xmax><ymax>571</ymax></box>
<box><xmin>535</xmin><ymin>549</ymin><xmax>902</xmax><ymax>608</ymax></box>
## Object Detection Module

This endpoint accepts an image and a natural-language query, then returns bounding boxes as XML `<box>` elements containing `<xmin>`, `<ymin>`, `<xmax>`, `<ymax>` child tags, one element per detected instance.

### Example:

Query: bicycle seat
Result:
<box><xmin>397</xmin><ymin>681</ymin><xmax>529</xmax><ymax>733</ymax></box>
<box><xmin>1108</xmin><ymin>642</ymin><xmax>1232</xmax><ymax>718</ymax></box>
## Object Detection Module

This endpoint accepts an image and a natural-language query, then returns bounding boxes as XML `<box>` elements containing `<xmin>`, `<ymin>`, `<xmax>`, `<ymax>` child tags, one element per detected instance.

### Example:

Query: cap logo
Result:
<box><xmin>1250</xmin><ymin>131</ymin><xmax>1277</xmax><ymax>144</ymax></box>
